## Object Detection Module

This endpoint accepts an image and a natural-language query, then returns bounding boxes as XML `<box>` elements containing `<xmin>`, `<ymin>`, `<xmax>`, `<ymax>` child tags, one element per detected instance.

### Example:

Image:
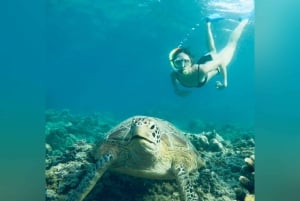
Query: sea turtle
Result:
<box><xmin>67</xmin><ymin>116</ymin><xmax>204</xmax><ymax>201</ymax></box>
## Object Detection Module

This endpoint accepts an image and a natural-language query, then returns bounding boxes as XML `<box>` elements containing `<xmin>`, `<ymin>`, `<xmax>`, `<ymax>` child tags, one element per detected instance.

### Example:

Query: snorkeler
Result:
<box><xmin>169</xmin><ymin>14</ymin><xmax>249</xmax><ymax>96</ymax></box>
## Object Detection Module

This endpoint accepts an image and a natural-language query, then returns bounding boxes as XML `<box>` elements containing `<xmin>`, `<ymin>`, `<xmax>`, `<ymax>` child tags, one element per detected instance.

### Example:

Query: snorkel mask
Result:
<box><xmin>169</xmin><ymin>47</ymin><xmax>181</xmax><ymax>71</ymax></box>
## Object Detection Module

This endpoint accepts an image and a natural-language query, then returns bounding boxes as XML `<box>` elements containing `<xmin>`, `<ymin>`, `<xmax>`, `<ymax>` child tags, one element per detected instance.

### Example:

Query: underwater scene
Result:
<box><xmin>46</xmin><ymin>0</ymin><xmax>254</xmax><ymax>201</ymax></box>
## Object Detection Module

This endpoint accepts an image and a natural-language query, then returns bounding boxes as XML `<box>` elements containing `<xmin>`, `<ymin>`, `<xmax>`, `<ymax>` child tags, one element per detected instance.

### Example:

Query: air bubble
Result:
<box><xmin>176</xmin><ymin>22</ymin><xmax>201</xmax><ymax>47</ymax></box>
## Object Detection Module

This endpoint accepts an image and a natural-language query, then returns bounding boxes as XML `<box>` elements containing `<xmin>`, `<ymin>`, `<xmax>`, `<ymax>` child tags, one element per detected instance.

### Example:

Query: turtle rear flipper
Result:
<box><xmin>174</xmin><ymin>165</ymin><xmax>199</xmax><ymax>201</ymax></box>
<box><xmin>67</xmin><ymin>152</ymin><xmax>114</xmax><ymax>201</ymax></box>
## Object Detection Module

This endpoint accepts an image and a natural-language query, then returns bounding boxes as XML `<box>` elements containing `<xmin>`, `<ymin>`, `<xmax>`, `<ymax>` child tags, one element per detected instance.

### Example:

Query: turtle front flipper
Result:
<box><xmin>67</xmin><ymin>152</ymin><xmax>115</xmax><ymax>201</ymax></box>
<box><xmin>173</xmin><ymin>165</ymin><xmax>199</xmax><ymax>201</ymax></box>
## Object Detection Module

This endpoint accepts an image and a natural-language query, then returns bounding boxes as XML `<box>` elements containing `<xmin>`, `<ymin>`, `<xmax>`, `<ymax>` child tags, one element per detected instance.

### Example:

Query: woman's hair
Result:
<box><xmin>168</xmin><ymin>47</ymin><xmax>194</xmax><ymax>71</ymax></box>
<box><xmin>169</xmin><ymin>47</ymin><xmax>194</xmax><ymax>62</ymax></box>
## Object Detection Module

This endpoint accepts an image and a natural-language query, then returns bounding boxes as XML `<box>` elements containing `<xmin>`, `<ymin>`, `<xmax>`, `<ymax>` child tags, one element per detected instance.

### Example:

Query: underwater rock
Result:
<box><xmin>240</xmin><ymin>155</ymin><xmax>255</xmax><ymax>192</ymax></box>
<box><xmin>210</xmin><ymin>138</ymin><xmax>225</xmax><ymax>152</ymax></box>
<box><xmin>244</xmin><ymin>194</ymin><xmax>255</xmax><ymax>201</ymax></box>
<box><xmin>46</xmin><ymin>189</ymin><xmax>58</xmax><ymax>201</ymax></box>
<box><xmin>46</xmin><ymin>141</ymin><xmax>94</xmax><ymax>200</ymax></box>
<box><xmin>45</xmin><ymin>110</ymin><xmax>117</xmax><ymax>153</ymax></box>
<box><xmin>187</xmin><ymin>130</ymin><xmax>227</xmax><ymax>152</ymax></box>
<box><xmin>235</xmin><ymin>154</ymin><xmax>255</xmax><ymax>201</ymax></box>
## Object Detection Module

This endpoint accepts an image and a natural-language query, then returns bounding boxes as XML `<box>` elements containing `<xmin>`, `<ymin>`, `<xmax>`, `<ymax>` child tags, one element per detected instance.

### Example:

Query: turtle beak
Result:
<box><xmin>131</xmin><ymin>135</ymin><xmax>153</xmax><ymax>144</ymax></box>
<box><xmin>130</xmin><ymin>125</ymin><xmax>155</xmax><ymax>144</ymax></box>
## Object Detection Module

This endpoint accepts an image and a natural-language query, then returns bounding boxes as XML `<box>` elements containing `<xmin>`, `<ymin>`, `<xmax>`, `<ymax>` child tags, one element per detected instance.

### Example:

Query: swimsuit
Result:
<box><xmin>197</xmin><ymin>54</ymin><xmax>213</xmax><ymax>64</ymax></box>
<box><xmin>175</xmin><ymin>64</ymin><xmax>208</xmax><ymax>88</ymax></box>
<box><xmin>175</xmin><ymin>53</ymin><xmax>217</xmax><ymax>88</ymax></box>
<box><xmin>195</xmin><ymin>54</ymin><xmax>213</xmax><ymax>87</ymax></box>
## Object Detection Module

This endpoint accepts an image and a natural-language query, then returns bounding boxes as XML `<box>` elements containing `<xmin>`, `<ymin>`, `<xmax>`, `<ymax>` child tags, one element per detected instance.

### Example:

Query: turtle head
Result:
<box><xmin>130</xmin><ymin>117</ymin><xmax>161</xmax><ymax>150</ymax></box>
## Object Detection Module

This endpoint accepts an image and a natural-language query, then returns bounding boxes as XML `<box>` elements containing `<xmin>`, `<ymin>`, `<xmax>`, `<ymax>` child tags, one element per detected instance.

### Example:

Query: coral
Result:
<box><xmin>45</xmin><ymin>141</ymin><xmax>94</xmax><ymax>200</ymax></box>
<box><xmin>187</xmin><ymin>130</ymin><xmax>229</xmax><ymax>152</ymax></box>
<box><xmin>186</xmin><ymin>128</ymin><xmax>254</xmax><ymax>201</ymax></box>
<box><xmin>45</xmin><ymin>109</ymin><xmax>117</xmax><ymax>152</ymax></box>
<box><xmin>244</xmin><ymin>194</ymin><xmax>255</xmax><ymax>201</ymax></box>
<box><xmin>45</xmin><ymin>110</ymin><xmax>255</xmax><ymax>201</ymax></box>
<box><xmin>235</xmin><ymin>154</ymin><xmax>255</xmax><ymax>201</ymax></box>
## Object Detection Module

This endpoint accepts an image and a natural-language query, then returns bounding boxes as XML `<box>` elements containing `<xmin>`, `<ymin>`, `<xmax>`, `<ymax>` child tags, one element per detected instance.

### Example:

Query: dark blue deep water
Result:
<box><xmin>46</xmin><ymin>0</ymin><xmax>255</xmax><ymax>127</ymax></box>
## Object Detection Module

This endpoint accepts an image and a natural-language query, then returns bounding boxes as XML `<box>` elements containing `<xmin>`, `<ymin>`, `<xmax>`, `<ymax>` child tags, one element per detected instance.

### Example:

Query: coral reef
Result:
<box><xmin>45</xmin><ymin>110</ymin><xmax>254</xmax><ymax>201</ymax></box>
<box><xmin>46</xmin><ymin>141</ymin><xmax>94</xmax><ymax>201</ymax></box>
<box><xmin>235</xmin><ymin>155</ymin><xmax>255</xmax><ymax>201</ymax></box>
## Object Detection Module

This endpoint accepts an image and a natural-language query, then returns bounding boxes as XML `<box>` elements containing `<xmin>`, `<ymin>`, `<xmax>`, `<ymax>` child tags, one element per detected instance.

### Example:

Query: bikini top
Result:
<box><xmin>197</xmin><ymin>54</ymin><xmax>213</xmax><ymax>64</ymax></box>
<box><xmin>175</xmin><ymin>53</ymin><xmax>213</xmax><ymax>88</ymax></box>
<box><xmin>195</xmin><ymin>54</ymin><xmax>213</xmax><ymax>87</ymax></box>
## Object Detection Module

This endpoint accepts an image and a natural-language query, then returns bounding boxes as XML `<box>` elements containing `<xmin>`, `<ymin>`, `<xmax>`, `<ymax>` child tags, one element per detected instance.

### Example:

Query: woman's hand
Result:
<box><xmin>215</xmin><ymin>81</ymin><xmax>227</xmax><ymax>90</ymax></box>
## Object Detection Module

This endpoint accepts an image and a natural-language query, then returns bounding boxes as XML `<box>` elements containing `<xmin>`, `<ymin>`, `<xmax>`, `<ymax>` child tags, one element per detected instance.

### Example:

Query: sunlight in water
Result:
<box><xmin>207</xmin><ymin>0</ymin><xmax>254</xmax><ymax>14</ymax></box>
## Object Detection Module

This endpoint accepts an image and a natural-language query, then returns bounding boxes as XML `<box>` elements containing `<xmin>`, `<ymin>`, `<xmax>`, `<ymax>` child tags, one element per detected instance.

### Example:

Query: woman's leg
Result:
<box><xmin>207</xmin><ymin>22</ymin><xmax>217</xmax><ymax>53</ymax></box>
<box><xmin>218</xmin><ymin>19</ymin><xmax>249</xmax><ymax>67</ymax></box>
<box><xmin>202</xmin><ymin>19</ymin><xmax>249</xmax><ymax>87</ymax></box>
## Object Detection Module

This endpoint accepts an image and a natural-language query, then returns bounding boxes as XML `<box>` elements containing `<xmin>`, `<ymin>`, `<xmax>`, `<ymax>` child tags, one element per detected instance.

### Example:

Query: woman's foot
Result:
<box><xmin>206</xmin><ymin>14</ymin><xmax>225</xmax><ymax>22</ymax></box>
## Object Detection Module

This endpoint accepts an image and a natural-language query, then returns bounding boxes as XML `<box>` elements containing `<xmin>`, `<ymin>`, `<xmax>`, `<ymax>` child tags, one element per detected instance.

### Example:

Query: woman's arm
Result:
<box><xmin>215</xmin><ymin>64</ymin><xmax>228</xmax><ymax>89</ymax></box>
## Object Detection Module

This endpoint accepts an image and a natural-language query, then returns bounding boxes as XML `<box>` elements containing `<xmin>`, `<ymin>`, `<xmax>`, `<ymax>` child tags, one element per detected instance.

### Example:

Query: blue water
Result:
<box><xmin>46</xmin><ymin>0</ymin><xmax>255</xmax><ymax>127</ymax></box>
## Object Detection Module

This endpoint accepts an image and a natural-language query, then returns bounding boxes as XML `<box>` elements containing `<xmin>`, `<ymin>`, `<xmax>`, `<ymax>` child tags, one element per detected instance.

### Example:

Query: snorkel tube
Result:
<box><xmin>169</xmin><ymin>47</ymin><xmax>181</xmax><ymax>72</ymax></box>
